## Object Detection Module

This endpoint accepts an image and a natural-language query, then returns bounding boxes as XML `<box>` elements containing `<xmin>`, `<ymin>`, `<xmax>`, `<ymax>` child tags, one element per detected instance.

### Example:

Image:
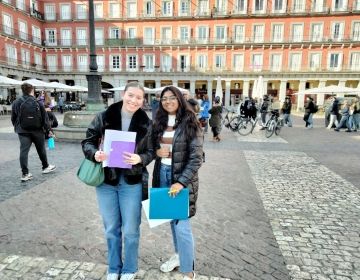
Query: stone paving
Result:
<box><xmin>1</xmin><ymin>113</ymin><xmax>360</xmax><ymax>280</ymax></box>
<box><xmin>245</xmin><ymin>150</ymin><xmax>360</xmax><ymax>280</ymax></box>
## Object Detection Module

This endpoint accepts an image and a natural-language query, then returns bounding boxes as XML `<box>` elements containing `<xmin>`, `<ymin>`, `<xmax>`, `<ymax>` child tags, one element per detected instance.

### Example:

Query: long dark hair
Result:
<box><xmin>153</xmin><ymin>86</ymin><xmax>201</xmax><ymax>143</ymax></box>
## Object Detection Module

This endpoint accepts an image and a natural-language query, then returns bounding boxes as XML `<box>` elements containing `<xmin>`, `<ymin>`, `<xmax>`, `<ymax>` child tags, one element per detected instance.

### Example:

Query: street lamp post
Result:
<box><xmin>86</xmin><ymin>0</ymin><xmax>103</xmax><ymax>111</ymax></box>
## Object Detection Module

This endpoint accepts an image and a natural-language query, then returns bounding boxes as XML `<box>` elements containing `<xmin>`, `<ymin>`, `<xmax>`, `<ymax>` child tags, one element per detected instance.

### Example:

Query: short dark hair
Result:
<box><xmin>21</xmin><ymin>83</ymin><xmax>34</xmax><ymax>96</ymax></box>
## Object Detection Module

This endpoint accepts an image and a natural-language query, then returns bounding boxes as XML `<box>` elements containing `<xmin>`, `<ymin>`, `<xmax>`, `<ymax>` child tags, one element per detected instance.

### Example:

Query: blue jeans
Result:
<box><xmin>96</xmin><ymin>175</ymin><xmax>142</xmax><ymax>275</ymax></box>
<box><xmin>282</xmin><ymin>113</ymin><xmax>292</xmax><ymax>127</ymax></box>
<box><xmin>159</xmin><ymin>163</ymin><xmax>195</xmax><ymax>273</ymax></box>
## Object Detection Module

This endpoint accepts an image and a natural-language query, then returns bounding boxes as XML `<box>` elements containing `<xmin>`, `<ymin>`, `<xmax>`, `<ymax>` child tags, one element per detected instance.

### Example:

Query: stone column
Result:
<box><xmin>172</xmin><ymin>80</ymin><xmax>178</xmax><ymax>87</ymax></box>
<box><xmin>190</xmin><ymin>80</ymin><xmax>195</xmax><ymax>97</ymax></box>
<box><xmin>225</xmin><ymin>80</ymin><xmax>231</xmax><ymax>108</ymax></box>
<box><xmin>243</xmin><ymin>80</ymin><xmax>250</xmax><ymax>98</ymax></box>
<box><xmin>155</xmin><ymin>80</ymin><xmax>161</xmax><ymax>88</ymax></box>
<box><xmin>317</xmin><ymin>80</ymin><xmax>326</xmax><ymax>105</ymax></box>
<box><xmin>279</xmin><ymin>80</ymin><xmax>287</xmax><ymax>102</ymax></box>
<box><xmin>337</xmin><ymin>80</ymin><xmax>346</xmax><ymax>98</ymax></box>
<box><xmin>297</xmin><ymin>80</ymin><xmax>306</xmax><ymax>111</ymax></box>
<box><xmin>207</xmin><ymin>80</ymin><xmax>213</xmax><ymax>105</ymax></box>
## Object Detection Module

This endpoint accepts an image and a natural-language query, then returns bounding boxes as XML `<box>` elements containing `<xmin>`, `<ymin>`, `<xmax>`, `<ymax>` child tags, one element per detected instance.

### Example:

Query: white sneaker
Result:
<box><xmin>107</xmin><ymin>273</ymin><xmax>119</xmax><ymax>280</ymax></box>
<box><xmin>42</xmin><ymin>164</ymin><xmax>56</xmax><ymax>174</ymax></box>
<box><xmin>160</xmin><ymin>254</ymin><xmax>180</xmax><ymax>273</ymax></box>
<box><xmin>183</xmin><ymin>272</ymin><xmax>196</xmax><ymax>280</ymax></box>
<box><xmin>21</xmin><ymin>173</ymin><xmax>33</xmax><ymax>182</ymax></box>
<box><xmin>120</xmin><ymin>273</ymin><xmax>136</xmax><ymax>280</ymax></box>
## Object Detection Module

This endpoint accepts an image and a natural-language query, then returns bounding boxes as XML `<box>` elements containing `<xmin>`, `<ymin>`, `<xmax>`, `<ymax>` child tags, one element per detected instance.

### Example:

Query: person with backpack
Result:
<box><xmin>11</xmin><ymin>83</ymin><xmax>56</xmax><ymax>182</ymax></box>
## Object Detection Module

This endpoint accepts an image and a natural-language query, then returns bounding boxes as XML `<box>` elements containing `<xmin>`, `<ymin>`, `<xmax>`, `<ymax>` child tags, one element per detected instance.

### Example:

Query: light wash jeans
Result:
<box><xmin>282</xmin><ymin>113</ymin><xmax>292</xmax><ymax>127</ymax></box>
<box><xmin>159</xmin><ymin>163</ymin><xmax>195</xmax><ymax>273</ymax></box>
<box><xmin>327</xmin><ymin>114</ymin><xmax>339</xmax><ymax>129</ymax></box>
<box><xmin>96</xmin><ymin>175</ymin><xmax>142</xmax><ymax>275</ymax></box>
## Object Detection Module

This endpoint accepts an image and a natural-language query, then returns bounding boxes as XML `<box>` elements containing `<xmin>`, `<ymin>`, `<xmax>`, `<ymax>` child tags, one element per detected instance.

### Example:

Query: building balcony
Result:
<box><xmin>0</xmin><ymin>24</ymin><xmax>42</xmax><ymax>46</ymax></box>
<box><xmin>0</xmin><ymin>56</ymin><xmax>44</xmax><ymax>71</ymax></box>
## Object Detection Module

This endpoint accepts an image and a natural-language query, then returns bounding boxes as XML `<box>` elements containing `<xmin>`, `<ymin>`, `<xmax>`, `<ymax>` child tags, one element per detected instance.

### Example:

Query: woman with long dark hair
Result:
<box><xmin>152</xmin><ymin>86</ymin><xmax>203</xmax><ymax>280</ymax></box>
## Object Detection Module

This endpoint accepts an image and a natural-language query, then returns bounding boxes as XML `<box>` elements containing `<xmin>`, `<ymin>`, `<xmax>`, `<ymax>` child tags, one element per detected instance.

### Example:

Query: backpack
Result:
<box><xmin>19</xmin><ymin>97</ymin><xmax>42</xmax><ymax>130</ymax></box>
<box><xmin>312</xmin><ymin>104</ymin><xmax>319</xmax><ymax>114</ymax></box>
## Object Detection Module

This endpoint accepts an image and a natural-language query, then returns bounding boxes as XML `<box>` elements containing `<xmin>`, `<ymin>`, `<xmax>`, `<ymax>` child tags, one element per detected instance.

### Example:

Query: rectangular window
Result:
<box><xmin>6</xmin><ymin>44</ymin><xmax>17</xmax><ymax>66</ymax></box>
<box><xmin>197</xmin><ymin>54</ymin><xmax>208</xmax><ymax>70</ymax></box>
<box><xmin>313</xmin><ymin>0</ymin><xmax>324</xmax><ymax>12</ymax></box>
<box><xmin>180</xmin><ymin>26</ymin><xmax>190</xmax><ymax>42</ymax></box>
<box><xmin>309</xmin><ymin>53</ymin><xmax>321</xmax><ymax>70</ymax></box>
<box><xmin>128</xmin><ymin>55</ymin><xmax>137</xmax><ymax>70</ymax></box>
<box><xmin>110</xmin><ymin>28</ymin><xmax>120</xmax><ymax>39</ymax></box>
<box><xmin>77</xmin><ymin>4</ymin><xmax>87</xmax><ymax>19</ymax></box>
<box><xmin>45</xmin><ymin>29</ymin><xmax>57</xmax><ymax>46</ymax></box>
<box><xmin>77</xmin><ymin>55</ymin><xmax>88</xmax><ymax>71</ymax></box>
<box><xmin>144</xmin><ymin>27</ymin><xmax>154</xmax><ymax>44</ymax></box>
<box><xmin>60</xmin><ymin>4</ymin><xmax>71</xmax><ymax>20</ymax></box>
<box><xmin>44</xmin><ymin>4</ymin><xmax>56</xmax><ymax>20</ymax></box>
<box><xmin>253</xmin><ymin>24</ymin><xmax>264</xmax><ymax>42</ymax></box>
<box><xmin>254</xmin><ymin>0</ymin><xmax>264</xmax><ymax>11</ymax></box>
<box><xmin>16</xmin><ymin>0</ymin><xmax>26</xmax><ymax>10</ymax></box>
<box><xmin>162</xmin><ymin>1</ymin><xmax>173</xmax><ymax>16</ymax></box>
<box><xmin>270</xmin><ymin>54</ymin><xmax>282</xmax><ymax>71</ymax></box>
<box><xmin>349</xmin><ymin>52</ymin><xmax>360</xmax><ymax>70</ymax></box>
<box><xmin>47</xmin><ymin>55</ymin><xmax>57</xmax><ymax>72</ymax></box>
<box><xmin>234</xmin><ymin>25</ymin><xmax>245</xmax><ymax>43</ymax></box>
<box><xmin>235</xmin><ymin>0</ymin><xmax>246</xmax><ymax>12</ymax></box>
<box><xmin>293</xmin><ymin>0</ymin><xmax>305</xmax><ymax>11</ymax></box>
<box><xmin>95</xmin><ymin>28</ymin><xmax>104</xmax><ymax>45</ymax></box>
<box><xmin>180</xmin><ymin>0</ymin><xmax>190</xmax><ymax>15</ymax></box>
<box><xmin>289</xmin><ymin>53</ymin><xmax>301</xmax><ymax>71</ymax></box>
<box><xmin>233</xmin><ymin>54</ymin><xmax>244</xmax><ymax>71</ymax></box>
<box><xmin>32</xmin><ymin>26</ymin><xmax>41</xmax><ymax>44</ymax></box>
<box><xmin>161</xmin><ymin>54</ymin><xmax>172</xmax><ymax>71</ymax></box>
<box><xmin>94</xmin><ymin>3</ymin><xmax>103</xmax><ymax>18</ymax></box>
<box><xmin>333</xmin><ymin>0</ymin><xmax>347</xmax><ymax>11</ymax></box>
<box><xmin>2</xmin><ymin>14</ymin><xmax>13</xmax><ymax>35</ymax></box>
<box><xmin>18</xmin><ymin>21</ymin><xmax>28</xmax><ymax>40</ymax></box>
<box><xmin>273</xmin><ymin>0</ymin><xmax>284</xmax><ymax>11</ymax></box>
<box><xmin>214</xmin><ymin>54</ymin><xmax>225</xmax><ymax>69</ymax></box>
<box><xmin>21</xmin><ymin>49</ymin><xmax>30</xmax><ymax>68</ymax></box>
<box><xmin>272</xmin><ymin>24</ymin><xmax>283</xmax><ymax>42</ymax></box>
<box><xmin>161</xmin><ymin>27</ymin><xmax>172</xmax><ymax>43</ymax></box>
<box><xmin>145</xmin><ymin>1</ymin><xmax>154</xmax><ymax>16</ymax></box>
<box><xmin>179</xmin><ymin>54</ymin><xmax>190</xmax><ymax>71</ymax></box>
<box><xmin>34</xmin><ymin>52</ymin><xmax>42</xmax><ymax>70</ymax></box>
<box><xmin>77</xmin><ymin>28</ymin><xmax>87</xmax><ymax>45</ymax></box>
<box><xmin>110</xmin><ymin>55</ymin><xmax>121</xmax><ymax>71</ymax></box>
<box><xmin>198</xmin><ymin>26</ymin><xmax>208</xmax><ymax>42</ymax></box>
<box><xmin>109</xmin><ymin>3</ymin><xmax>120</xmax><ymax>18</ymax></box>
<box><xmin>311</xmin><ymin>23</ymin><xmax>323</xmax><ymax>41</ymax></box>
<box><xmin>128</xmin><ymin>28</ymin><xmax>136</xmax><ymax>39</ymax></box>
<box><xmin>198</xmin><ymin>0</ymin><xmax>209</xmax><ymax>15</ymax></box>
<box><xmin>97</xmin><ymin>55</ymin><xmax>105</xmax><ymax>72</ymax></box>
<box><xmin>328</xmin><ymin>53</ymin><xmax>342</xmax><ymax>70</ymax></box>
<box><xmin>216</xmin><ymin>0</ymin><xmax>227</xmax><ymax>14</ymax></box>
<box><xmin>215</xmin><ymin>26</ymin><xmax>226</xmax><ymax>42</ymax></box>
<box><xmin>62</xmin><ymin>55</ymin><xmax>72</xmax><ymax>71</ymax></box>
<box><xmin>331</xmin><ymin>22</ymin><xmax>344</xmax><ymax>41</ymax></box>
<box><xmin>291</xmin><ymin>24</ymin><xmax>303</xmax><ymax>42</ymax></box>
<box><xmin>143</xmin><ymin>54</ymin><xmax>155</xmax><ymax>71</ymax></box>
<box><xmin>251</xmin><ymin>53</ymin><xmax>263</xmax><ymax>71</ymax></box>
<box><xmin>127</xmin><ymin>2</ymin><xmax>137</xmax><ymax>17</ymax></box>
<box><xmin>352</xmin><ymin>22</ymin><xmax>360</xmax><ymax>40</ymax></box>
<box><xmin>61</xmin><ymin>29</ymin><xmax>72</xmax><ymax>46</ymax></box>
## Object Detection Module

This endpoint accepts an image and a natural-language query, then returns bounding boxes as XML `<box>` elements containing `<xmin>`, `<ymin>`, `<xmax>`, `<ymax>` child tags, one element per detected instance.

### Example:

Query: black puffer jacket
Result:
<box><xmin>152</xmin><ymin>122</ymin><xmax>203</xmax><ymax>218</ymax></box>
<box><xmin>81</xmin><ymin>101</ymin><xmax>154</xmax><ymax>192</ymax></box>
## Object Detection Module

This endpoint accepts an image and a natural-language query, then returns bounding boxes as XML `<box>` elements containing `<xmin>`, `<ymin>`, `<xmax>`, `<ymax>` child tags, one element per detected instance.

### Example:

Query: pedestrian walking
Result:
<box><xmin>58</xmin><ymin>95</ymin><xmax>64</xmax><ymax>114</ymax></box>
<box><xmin>334</xmin><ymin>100</ymin><xmax>351</xmax><ymax>132</ymax></box>
<box><xmin>199</xmin><ymin>94</ymin><xmax>210</xmax><ymax>133</ymax></box>
<box><xmin>304</xmin><ymin>96</ymin><xmax>315</xmax><ymax>128</ymax></box>
<box><xmin>260</xmin><ymin>95</ymin><xmax>270</xmax><ymax>128</ymax></box>
<box><xmin>327</xmin><ymin>97</ymin><xmax>340</xmax><ymax>129</ymax></box>
<box><xmin>151</xmin><ymin>85</ymin><xmax>203</xmax><ymax>280</ymax></box>
<box><xmin>11</xmin><ymin>83</ymin><xmax>56</xmax><ymax>182</ymax></box>
<box><xmin>281</xmin><ymin>96</ymin><xmax>292</xmax><ymax>127</ymax></box>
<box><xmin>81</xmin><ymin>82</ymin><xmax>154</xmax><ymax>280</ymax></box>
<box><xmin>208</xmin><ymin>96</ymin><xmax>223</xmax><ymax>141</ymax></box>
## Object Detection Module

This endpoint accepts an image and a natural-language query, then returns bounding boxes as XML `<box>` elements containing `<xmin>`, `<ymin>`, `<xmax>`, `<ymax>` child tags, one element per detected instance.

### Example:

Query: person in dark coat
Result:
<box><xmin>281</xmin><ymin>96</ymin><xmax>292</xmax><ymax>127</ymax></box>
<box><xmin>304</xmin><ymin>96</ymin><xmax>315</xmax><ymax>128</ymax></box>
<box><xmin>151</xmin><ymin>85</ymin><xmax>203</xmax><ymax>280</ymax></box>
<box><xmin>208</xmin><ymin>96</ymin><xmax>223</xmax><ymax>141</ymax></box>
<box><xmin>81</xmin><ymin>82</ymin><xmax>154</xmax><ymax>280</ymax></box>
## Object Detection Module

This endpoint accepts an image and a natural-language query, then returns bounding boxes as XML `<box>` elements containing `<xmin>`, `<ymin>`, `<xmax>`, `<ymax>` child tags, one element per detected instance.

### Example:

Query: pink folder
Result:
<box><xmin>108</xmin><ymin>141</ymin><xmax>136</xmax><ymax>169</ymax></box>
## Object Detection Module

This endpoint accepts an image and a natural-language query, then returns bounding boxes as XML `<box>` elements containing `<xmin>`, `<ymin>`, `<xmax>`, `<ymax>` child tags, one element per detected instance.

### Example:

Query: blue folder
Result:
<box><xmin>149</xmin><ymin>188</ymin><xmax>189</xmax><ymax>219</ymax></box>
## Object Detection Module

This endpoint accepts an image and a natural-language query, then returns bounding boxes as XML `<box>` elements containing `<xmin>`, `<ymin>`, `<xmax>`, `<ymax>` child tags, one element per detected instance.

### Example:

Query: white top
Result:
<box><xmin>161</xmin><ymin>115</ymin><xmax>176</xmax><ymax>166</ymax></box>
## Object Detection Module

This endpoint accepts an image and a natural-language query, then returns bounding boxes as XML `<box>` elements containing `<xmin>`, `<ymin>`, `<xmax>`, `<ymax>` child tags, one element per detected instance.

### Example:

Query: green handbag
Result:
<box><xmin>77</xmin><ymin>158</ymin><xmax>105</xmax><ymax>187</ymax></box>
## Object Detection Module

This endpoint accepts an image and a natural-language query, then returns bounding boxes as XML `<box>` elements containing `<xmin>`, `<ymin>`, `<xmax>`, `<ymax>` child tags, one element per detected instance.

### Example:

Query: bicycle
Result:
<box><xmin>222</xmin><ymin>108</ymin><xmax>242</xmax><ymax>132</ymax></box>
<box><xmin>264</xmin><ymin>109</ymin><xmax>284</xmax><ymax>138</ymax></box>
<box><xmin>238</xmin><ymin>115</ymin><xmax>260</xmax><ymax>136</ymax></box>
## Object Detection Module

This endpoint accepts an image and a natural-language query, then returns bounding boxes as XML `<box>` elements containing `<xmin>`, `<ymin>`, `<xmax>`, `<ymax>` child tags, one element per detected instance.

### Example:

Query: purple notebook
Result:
<box><xmin>108</xmin><ymin>141</ymin><xmax>136</xmax><ymax>169</ymax></box>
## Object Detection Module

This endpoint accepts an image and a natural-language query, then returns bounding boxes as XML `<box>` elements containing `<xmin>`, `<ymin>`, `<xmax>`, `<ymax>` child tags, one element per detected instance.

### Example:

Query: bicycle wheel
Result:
<box><xmin>238</xmin><ymin>118</ymin><xmax>252</xmax><ymax>136</ymax></box>
<box><xmin>275</xmin><ymin>122</ymin><xmax>281</xmax><ymax>135</ymax></box>
<box><xmin>229</xmin><ymin>116</ymin><xmax>240</xmax><ymax>132</ymax></box>
<box><xmin>265</xmin><ymin>120</ymin><xmax>275</xmax><ymax>138</ymax></box>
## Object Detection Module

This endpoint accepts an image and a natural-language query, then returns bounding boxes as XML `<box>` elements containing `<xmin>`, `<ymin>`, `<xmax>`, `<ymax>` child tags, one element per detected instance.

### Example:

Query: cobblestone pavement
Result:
<box><xmin>0</xmin><ymin>113</ymin><xmax>360</xmax><ymax>280</ymax></box>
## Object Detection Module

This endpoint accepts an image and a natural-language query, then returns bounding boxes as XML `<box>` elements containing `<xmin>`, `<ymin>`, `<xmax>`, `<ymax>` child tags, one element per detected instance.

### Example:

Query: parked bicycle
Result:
<box><xmin>238</xmin><ymin>116</ymin><xmax>260</xmax><ymax>136</ymax></box>
<box><xmin>264</xmin><ymin>109</ymin><xmax>284</xmax><ymax>138</ymax></box>
<box><xmin>222</xmin><ymin>108</ymin><xmax>242</xmax><ymax>132</ymax></box>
